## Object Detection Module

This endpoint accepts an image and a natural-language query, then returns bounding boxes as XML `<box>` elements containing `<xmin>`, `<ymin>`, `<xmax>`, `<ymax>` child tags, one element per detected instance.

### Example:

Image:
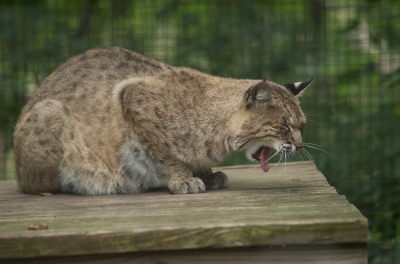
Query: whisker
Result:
<box><xmin>261</xmin><ymin>149</ymin><xmax>280</xmax><ymax>165</ymax></box>
<box><xmin>269</xmin><ymin>152</ymin><xmax>283</xmax><ymax>172</ymax></box>
<box><xmin>302</xmin><ymin>149</ymin><xmax>314</xmax><ymax>162</ymax></box>
<box><xmin>301</xmin><ymin>150</ymin><xmax>313</xmax><ymax>162</ymax></box>
<box><xmin>304</xmin><ymin>113</ymin><xmax>319</xmax><ymax>126</ymax></box>
<box><xmin>304</xmin><ymin>113</ymin><xmax>319</xmax><ymax>118</ymax></box>
<box><xmin>303</xmin><ymin>144</ymin><xmax>333</xmax><ymax>156</ymax></box>
<box><xmin>303</xmin><ymin>142</ymin><xmax>328</xmax><ymax>151</ymax></box>
<box><xmin>284</xmin><ymin>152</ymin><xmax>287</xmax><ymax>175</ymax></box>
<box><xmin>249</xmin><ymin>142</ymin><xmax>322</xmax><ymax>171</ymax></box>
<box><xmin>250</xmin><ymin>149</ymin><xmax>281</xmax><ymax>170</ymax></box>
<box><xmin>305</xmin><ymin>120</ymin><xmax>318</xmax><ymax>126</ymax></box>
<box><xmin>292</xmin><ymin>153</ymin><xmax>300</xmax><ymax>163</ymax></box>
<box><xmin>303</xmin><ymin>142</ymin><xmax>322</xmax><ymax>147</ymax></box>
<box><xmin>298</xmin><ymin>151</ymin><xmax>305</xmax><ymax>161</ymax></box>
<box><xmin>250</xmin><ymin>164</ymin><xmax>261</xmax><ymax>170</ymax></box>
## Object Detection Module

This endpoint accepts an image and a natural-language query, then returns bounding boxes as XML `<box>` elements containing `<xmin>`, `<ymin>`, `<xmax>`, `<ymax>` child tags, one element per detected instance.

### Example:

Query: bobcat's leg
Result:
<box><xmin>161</xmin><ymin>159</ymin><xmax>206</xmax><ymax>194</ymax></box>
<box><xmin>14</xmin><ymin>99</ymin><xmax>71</xmax><ymax>194</ymax></box>
<box><xmin>194</xmin><ymin>168</ymin><xmax>228</xmax><ymax>190</ymax></box>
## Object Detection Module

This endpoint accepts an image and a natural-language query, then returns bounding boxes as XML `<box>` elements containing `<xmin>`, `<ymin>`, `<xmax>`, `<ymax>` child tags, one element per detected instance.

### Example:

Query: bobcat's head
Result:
<box><xmin>233</xmin><ymin>79</ymin><xmax>312</xmax><ymax>172</ymax></box>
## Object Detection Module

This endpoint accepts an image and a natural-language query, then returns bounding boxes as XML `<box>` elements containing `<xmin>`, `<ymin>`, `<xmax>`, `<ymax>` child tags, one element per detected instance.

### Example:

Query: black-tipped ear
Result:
<box><xmin>283</xmin><ymin>78</ymin><xmax>313</xmax><ymax>96</ymax></box>
<box><xmin>245</xmin><ymin>80</ymin><xmax>272</xmax><ymax>107</ymax></box>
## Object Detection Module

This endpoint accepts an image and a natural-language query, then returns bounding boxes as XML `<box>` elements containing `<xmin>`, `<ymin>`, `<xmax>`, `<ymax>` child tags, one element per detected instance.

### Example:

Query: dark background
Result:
<box><xmin>0</xmin><ymin>0</ymin><xmax>399</xmax><ymax>262</ymax></box>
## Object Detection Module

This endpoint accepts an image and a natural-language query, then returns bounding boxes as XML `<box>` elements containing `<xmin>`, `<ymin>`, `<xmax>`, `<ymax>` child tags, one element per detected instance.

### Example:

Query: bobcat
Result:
<box><xmin>14</xmin><ymin>47</ymin><xmax>312</xmax><ymax>195</ymax></box>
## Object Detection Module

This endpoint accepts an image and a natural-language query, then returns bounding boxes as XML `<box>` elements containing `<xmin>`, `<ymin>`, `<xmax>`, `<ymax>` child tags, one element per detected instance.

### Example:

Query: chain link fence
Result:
<box><xmin>1</xmin><ymin>0</ymin><xmax>399</xmax><ymax>262</ymax></box>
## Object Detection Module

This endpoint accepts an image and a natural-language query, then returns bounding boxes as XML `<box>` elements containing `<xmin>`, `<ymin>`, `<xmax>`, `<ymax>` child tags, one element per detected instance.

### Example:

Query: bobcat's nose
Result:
<box><xmin>295</xmin><ymin>143</ymin><xmax>303</xmax><ymax>151</ymax></box>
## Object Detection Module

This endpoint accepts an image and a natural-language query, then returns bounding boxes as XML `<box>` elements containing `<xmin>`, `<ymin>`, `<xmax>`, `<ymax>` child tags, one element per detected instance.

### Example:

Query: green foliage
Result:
<box><xmin>0</xmin><ymin>0</ymin><xmax>399</xmax><ymax>262</ymax></box>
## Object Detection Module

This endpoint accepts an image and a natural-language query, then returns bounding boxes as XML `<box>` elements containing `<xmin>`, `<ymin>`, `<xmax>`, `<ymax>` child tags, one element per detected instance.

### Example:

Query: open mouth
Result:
<box><xmin>252</xmin><ymin>146</ymin><xmax>271</xmax><ymax>173</ymax></box>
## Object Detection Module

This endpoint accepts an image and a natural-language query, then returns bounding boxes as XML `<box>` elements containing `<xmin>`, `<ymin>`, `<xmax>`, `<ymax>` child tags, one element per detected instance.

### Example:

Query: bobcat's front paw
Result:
<box><xmin>203</xmin><ymin>171</ymin><xmax>228</xmax><ymax>190</ymax></box>
<box><xmin>168</xmin><ymin>177</ymin><xmax>206</xmax><ymax>194</ymax></box>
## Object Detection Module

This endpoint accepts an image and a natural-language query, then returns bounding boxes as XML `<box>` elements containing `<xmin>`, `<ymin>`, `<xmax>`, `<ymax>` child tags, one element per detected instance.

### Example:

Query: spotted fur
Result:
<box><xmin>14</xmin><ymin>47</ymin><xmax>310</xmax><ymax>195</ymax></box>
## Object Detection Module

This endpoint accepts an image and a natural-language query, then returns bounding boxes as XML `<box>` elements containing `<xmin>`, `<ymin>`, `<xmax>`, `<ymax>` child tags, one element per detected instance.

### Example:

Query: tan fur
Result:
<box><xmin>14</xmin><ymin>47</ymin><xmax>308</xmax><ymax>195</ymax></box>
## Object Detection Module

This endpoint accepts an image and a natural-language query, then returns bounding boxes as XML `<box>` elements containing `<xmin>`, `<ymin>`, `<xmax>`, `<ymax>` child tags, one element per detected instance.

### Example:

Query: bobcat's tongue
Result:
<box><xmin>260</xmin><ymin>147</ymin><xmax>271</xmax><ymax>172</ymax></box>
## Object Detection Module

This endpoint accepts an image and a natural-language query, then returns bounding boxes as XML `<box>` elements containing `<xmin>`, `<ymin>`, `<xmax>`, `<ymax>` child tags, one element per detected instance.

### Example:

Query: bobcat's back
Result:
<box><xmin>20</xmin><ymin>47</ymin><xmax>169</xmax><ymax>118</ymax></box>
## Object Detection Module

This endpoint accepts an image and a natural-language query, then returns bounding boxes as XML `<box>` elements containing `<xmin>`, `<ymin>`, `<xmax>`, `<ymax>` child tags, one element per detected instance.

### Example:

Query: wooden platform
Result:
<box><xmin>0</xmin><ymin>161</ymin><xmax>367</xmax><ymax>263</ymax></box>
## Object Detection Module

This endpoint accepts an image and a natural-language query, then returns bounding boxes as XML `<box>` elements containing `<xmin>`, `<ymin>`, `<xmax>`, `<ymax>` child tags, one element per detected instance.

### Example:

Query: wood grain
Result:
<box><xmin>0</xmin><ymin>161</ymin><xmax>368</xmax><ymax>260</ymax></box>
<box><xmin>3</xmin><ymin>244</ymin><xmax>367</xmax><ymax>264</ymax></box>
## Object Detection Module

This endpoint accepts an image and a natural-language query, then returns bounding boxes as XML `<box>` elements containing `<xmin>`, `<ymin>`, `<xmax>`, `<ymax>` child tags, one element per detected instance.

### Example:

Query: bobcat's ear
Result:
<box><xmin>283</xmin><ymin>78</ymin><xmax>313</xmax><ymax>97</ymax></box>
<box><xmin>245</xmin><ymin>80</ymin><xmax>272</xmax><ymax>107</ymax></box>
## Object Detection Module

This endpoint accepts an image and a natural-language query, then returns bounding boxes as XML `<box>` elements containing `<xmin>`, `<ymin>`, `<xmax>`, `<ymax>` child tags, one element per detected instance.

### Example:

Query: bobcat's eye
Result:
<box><xmin>281</xmin><ymin>124</ymin><xmax>290</xmax><ymax>131</ymax></box>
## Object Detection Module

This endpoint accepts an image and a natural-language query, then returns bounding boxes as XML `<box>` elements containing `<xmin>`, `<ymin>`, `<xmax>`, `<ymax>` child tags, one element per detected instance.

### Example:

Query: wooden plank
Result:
<box><xmin>3</xmin><ymin>244</ymin><xmax>367</xmax><ymax>264</ymax></box>
<box><xmin>0</xmin><ymin>161</ymin><xmax>368</xmax><ymax>259</ymax></box>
